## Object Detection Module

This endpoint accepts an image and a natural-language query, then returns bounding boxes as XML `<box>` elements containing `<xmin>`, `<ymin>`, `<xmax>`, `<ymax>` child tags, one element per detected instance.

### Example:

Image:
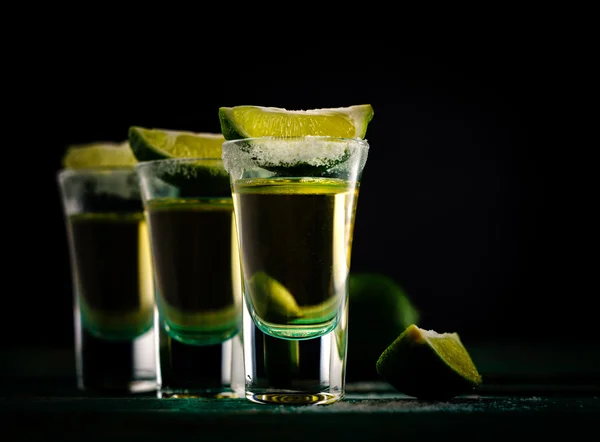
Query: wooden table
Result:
<box><xmin>2</xmin><ymin>346</ymin><xmax>599</xmax><ymax>441</ymax></box>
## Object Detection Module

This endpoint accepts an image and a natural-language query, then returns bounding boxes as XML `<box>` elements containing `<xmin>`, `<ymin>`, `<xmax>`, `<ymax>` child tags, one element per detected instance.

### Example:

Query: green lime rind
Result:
<box><xmin>376</xmin><ymin>324</ymin><xmax>482</xmax><ymax>399</ymax></box>
<box><xmin>128</xmin><ymin>126</ymin><xmax>225</xmax><ymax>162</ymax></box>
<box><xmin>349</xmin><ymin>273</ymin><xmax>420</xmax><ymax>332</ymax></box>
<box><xmin>218</xmin><ymin>104</ymin><xmax>374</xmax><ymax>141</ymax></box>
<box><xmin>347</xmin><ymin>273</ymin><xmax>420</xmax><ymax>381</ymax></box>
<box><xmin>128</xmin><ymin>126</ymin><xmax>164</xmax><ymax>162</ymax></box>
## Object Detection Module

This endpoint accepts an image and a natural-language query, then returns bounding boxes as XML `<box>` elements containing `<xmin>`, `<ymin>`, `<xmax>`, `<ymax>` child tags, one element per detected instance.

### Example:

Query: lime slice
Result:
<box><xmin>218</xmin><ymin>104</ymin><xmax>374</xmax><ymax>140</ymax></box>
<box><xmin>376</xmin><ymin>324</ymin><xmax>483</xmax><ymax>399</ymax></box>
<box><xmin>347</xmin><ymin>273</ymin><xmax>420</xmax><ymax>381</ymax></box>
<box><xmin>62</xmin><ymin>141</ymin><xmax>137</xmax><ymax>169</ymax></box>
<box><xmin>129</xmin><ymin>127</ymin><xmax>229</xmax><ymax>196</ymax></box>
<box><xmin>246</xmin><ymin>271</ymin><xmax>304</xmax><ymax>322</ymax></box>
<box><xmin>128</xmin><ymin>126</ymin><xmax>225</xmax><ymax>162</ymax></box>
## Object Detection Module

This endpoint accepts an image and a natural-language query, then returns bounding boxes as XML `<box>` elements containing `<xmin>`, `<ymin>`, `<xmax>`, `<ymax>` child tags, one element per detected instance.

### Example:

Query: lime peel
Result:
<box><xmin>376</xmin><ymin>324</ymin><xmax>483</xmax><ymax>399</ymax></box>
<box><xmin>247</xmin><ymin>271</ymin><xmax>304</xmax><ymax>320</ymax></box>
<box><xmin>62</xmin><ymin>141</ymin><xmax>137</xmax><ymax>169</ymax></box>
<box><xmin>218</xmin><ymin>104</ymin><xmax>374</xmax><ymax>140</ymax></box>
<box><xmin>128</xmin><ymin>126</ymin><xmax>225</xmax><ymax>162</ymax></box>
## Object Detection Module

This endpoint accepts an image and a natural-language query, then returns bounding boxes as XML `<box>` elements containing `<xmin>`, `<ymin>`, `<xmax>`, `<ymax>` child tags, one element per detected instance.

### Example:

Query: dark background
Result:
<box><xmin>5</xmin><ymin>37</ymin><xmax>592</xmax><ymax>354</ymax></box>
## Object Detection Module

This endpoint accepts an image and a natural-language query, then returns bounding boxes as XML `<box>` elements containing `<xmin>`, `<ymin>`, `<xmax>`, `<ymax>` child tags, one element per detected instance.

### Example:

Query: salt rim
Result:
<box><xmin>421</xmin><ymin>328</ymin><xmax>456</xmax><ymax>338</ymax></box>
<box><xmin>58</xmin><ymin>169</ymin><xmax>140</xmax><ymax>214</ymax></box>
<box><xmin>416</xmin><ymin>326</ymin><xmax>462</xmax><ymax>345</ymax></box>
<box><xmin>136</xmin><ymin>158</ymin><xmax>228</xmax><ymax>181</ymax></box>
<box><xmin>222</xmin><ymin>136</ymin><xmax>369</xmax><ymax>179</ymax></box>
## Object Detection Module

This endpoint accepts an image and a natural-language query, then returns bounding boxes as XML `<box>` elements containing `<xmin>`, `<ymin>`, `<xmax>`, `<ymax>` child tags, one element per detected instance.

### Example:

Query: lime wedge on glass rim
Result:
<box><xmin>218</xmin><ymin>104</ymin><xmax>374</xmax><ymax>175</ymax></box>
<box><xmin>128</xmin><ymin>126</ymin><xmax>228</xmax><ymax>196</ymax></box>
<box><xmin>128</xmin><ymin>126</ymin><xmax>225</xmax><ymax>162</ymax></box>
<box><xmin>218</xmin><ymin>104</ymin><xmax>374</xmax><ymax>140</ymax></box>
<box><xmin>62</xmin><ymin>141</ymin><xmax>137</xmax><ymax>169</ymax></box>
<box><xmin>376</xmin><ymin>324</ymin><xmax>483</xmax><ymax>399</ymax></box>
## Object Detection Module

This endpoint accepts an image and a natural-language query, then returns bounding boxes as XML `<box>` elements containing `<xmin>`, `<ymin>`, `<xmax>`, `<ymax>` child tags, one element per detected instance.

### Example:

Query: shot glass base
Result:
<box><xmin>156</xmin><ymin>321</ymin><xmax>244</xmax><ymax>400</ymax></box>
<box><xmin>242</xmin><ymin>302</ymin><xmax>348</xmax><ymax>407</ymax></box>
<box><xmin>79</xmin><ymin>379</ymin><xmax>157</xmax><ymax>396</ymax></box>
<box><xmin>158</xmin><ymin>388</ymin><xmax>240</xmax><ymax>399</ymax></box>
<box><xmin>75</xmin><ymin>325</ymin><xmax>157</xmax><ymax>396</ymax></box>
<box><xmin>246</xmin><ymin>390</ymin><xmax>343</xmax><ymax>405</ymax></box>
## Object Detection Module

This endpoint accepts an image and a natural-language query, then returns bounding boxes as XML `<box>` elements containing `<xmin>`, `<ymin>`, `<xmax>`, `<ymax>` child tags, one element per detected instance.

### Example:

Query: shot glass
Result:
<box><xmin>222</xmin><ymin>136</ymin><xmax>369</xmax><ymax>405</ymax></box>
<box><xmin>57</xmin><ymin>168</ymin><xmax>157</xmax><ymax>394</ymax></box>
<box><xmin>136</xmin><ymin>158</ymin><xmax>244</xmax><ymax>398</ymax></box>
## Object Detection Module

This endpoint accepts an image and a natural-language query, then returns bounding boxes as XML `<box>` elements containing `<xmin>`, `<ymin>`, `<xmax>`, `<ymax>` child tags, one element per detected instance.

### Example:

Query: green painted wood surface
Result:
<box><xmin>1</xmin><ymin>346</ymin><xmax>599</xmax><ymax>441</ymax></box>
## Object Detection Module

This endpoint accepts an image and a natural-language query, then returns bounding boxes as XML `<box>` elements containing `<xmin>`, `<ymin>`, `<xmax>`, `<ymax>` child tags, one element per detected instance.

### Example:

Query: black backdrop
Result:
<box><xmin>5</xmin><ymin>38</ymin><xmax>592</xmax><ymax>351</ymax></box>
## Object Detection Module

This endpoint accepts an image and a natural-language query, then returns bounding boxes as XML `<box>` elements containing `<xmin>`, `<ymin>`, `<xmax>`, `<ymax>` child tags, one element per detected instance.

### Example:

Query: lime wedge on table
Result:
<box><xmin>62</xmin><ymin>141</ymin><xmax>137</xmax><ymax>169</ymax></box>
<box><xmin>218</xmin><ymin>104</ymin><xmax>374</xmax><ymax>140</ymax></box>
<box><xmin>128</xmin><ymin>126</ymin><xmax>225</xmax><ymax>162</ymax></box>
<box><xmin>376</xmin><ymin>324</ymin><xmax>482</xmax><ymax>399</ymax></box>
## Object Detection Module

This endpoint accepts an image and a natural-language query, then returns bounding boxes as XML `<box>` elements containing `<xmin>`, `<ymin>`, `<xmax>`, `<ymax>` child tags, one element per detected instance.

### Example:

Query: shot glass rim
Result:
<box><xmin>57</xmin><ymin>166</ymin><xmax>137</xmax><ymax>181</ymax></box>
<box><xmin>134</xmin><ymin>157</ymin><xmax>224</xmax><ymax>172</ymax></box>
<box><xmin>222</xmin><ymin>135</ymin><xmax>370</xmax><ymax>149</ymax></box>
